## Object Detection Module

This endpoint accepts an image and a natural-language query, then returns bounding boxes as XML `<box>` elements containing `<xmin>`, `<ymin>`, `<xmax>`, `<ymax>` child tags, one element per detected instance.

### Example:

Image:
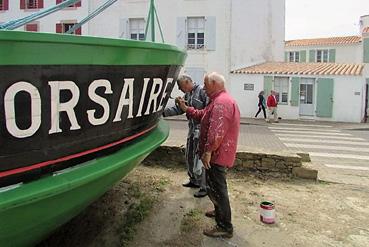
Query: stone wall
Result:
<box><xmin>143</xmin><ymin>145</ymin><xmax>318</xmax><ymax>180</ymax></box>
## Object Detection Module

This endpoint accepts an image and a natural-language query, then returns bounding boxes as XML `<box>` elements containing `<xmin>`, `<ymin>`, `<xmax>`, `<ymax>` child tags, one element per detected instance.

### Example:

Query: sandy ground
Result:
<box><xmin>39</xmin><ymin>164</ymin><xmax>369</xmax><ymax>247</ymax></box>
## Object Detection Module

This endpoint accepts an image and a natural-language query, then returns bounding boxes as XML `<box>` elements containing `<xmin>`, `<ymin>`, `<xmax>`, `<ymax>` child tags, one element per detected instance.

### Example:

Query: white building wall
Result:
<box><xmin>230</xmin><ymin>0</ymin><xmax>285</xmax><ymax>70</ymax></box>
<box><xmin>329</xmin><ymin>76</ymin><xmax>366</xmax><ymax>123</ymax></box>
<box><xmin>230</xmin><ymin>73</ymin><xmax>366</xmax><ymax>122</ymax></box>
<box><xmin>285</xmin><ymin>44</ymin><xmax>363</xmax><ymax>64</ymax></box>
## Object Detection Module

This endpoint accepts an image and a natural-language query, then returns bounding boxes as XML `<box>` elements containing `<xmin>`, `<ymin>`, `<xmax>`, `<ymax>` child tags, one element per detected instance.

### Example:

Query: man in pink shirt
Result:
<box><xmin>177</xmin><ymin>72</ymin><xmax>240</xmax><ymax>238</ymax></box>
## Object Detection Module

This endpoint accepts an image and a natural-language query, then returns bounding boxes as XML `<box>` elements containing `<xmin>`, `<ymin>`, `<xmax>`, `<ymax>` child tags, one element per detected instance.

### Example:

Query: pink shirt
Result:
<box><xmin>186</xmin><ymin>90</ymin><xmax>240</xmax><ymax>168</ymax></box>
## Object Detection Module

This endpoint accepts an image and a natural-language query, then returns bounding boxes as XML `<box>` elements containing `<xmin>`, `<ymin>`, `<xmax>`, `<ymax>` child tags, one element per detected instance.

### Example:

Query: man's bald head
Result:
<box><xmin>203</xmin><ymin>72</ymin><xmax>226</xmax><ymax>96</ymax></box>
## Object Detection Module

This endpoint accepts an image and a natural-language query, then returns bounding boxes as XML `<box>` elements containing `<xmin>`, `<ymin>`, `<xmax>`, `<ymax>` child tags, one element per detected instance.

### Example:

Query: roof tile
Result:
<box><xmin>285</xmin><ymin>36</ymin><xmax>362</xmax><ymax>47</ymax></box>
<box><xmin>231</xmin><ymin>62</ymin><xmax>364</xmax><ymax>76</ymax></box>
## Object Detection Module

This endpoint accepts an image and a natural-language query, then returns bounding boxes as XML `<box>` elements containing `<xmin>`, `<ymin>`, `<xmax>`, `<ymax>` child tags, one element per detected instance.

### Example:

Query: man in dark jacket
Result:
<box><xmin>163</xmin><ymin>74</ymin><xmax>209</xmax><ymax>198</ymax></box>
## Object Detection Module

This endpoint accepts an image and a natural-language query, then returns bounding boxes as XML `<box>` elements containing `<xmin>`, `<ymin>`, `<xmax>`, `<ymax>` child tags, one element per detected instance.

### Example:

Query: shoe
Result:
<box><xmin>203</xmin><ymin>225</ymin><xmax>233</xmax><ymax>238</ymax></box>
<box><xmin>205</xmin><ymin>209</ymin><xmax>216</xmax><ymax>218</ymax></box>
<box><xmin>194</xmin><ymin>189</ymin><xmax>207</xmax><ymax>198</ymax></box>
<box><xmin>182</xmin><ymin>181</ymin><xmax>200</xmax><ymax>188</ymax></box>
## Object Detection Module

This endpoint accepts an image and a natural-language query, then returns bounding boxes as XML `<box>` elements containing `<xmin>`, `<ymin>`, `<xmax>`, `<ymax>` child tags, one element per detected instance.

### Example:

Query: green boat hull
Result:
<box><xmin>0</xmin><ymin>120</ymin><xmax>169</xmax><ymax>247</ymax></box>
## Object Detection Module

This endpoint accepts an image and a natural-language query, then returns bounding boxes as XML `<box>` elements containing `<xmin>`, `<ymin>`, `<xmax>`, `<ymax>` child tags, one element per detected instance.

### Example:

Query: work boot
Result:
<box><xmin>205</xmin><ymin>209</ymin><xmax>216</xmax><ymax>218</ymax></box>
<box><xmin>194</xmin><ymin>189</ymin><xmax>207</xmax><ymax>198</ymax></box>
<box><xmin>182</xmin><ymin>181</ymin><xmax>200</xmax><ymax>188</ymax></box>
<box><xmin>203</xmin><ymin>225</ymin><xmax>233</xmax><ymax>238</ymax></box>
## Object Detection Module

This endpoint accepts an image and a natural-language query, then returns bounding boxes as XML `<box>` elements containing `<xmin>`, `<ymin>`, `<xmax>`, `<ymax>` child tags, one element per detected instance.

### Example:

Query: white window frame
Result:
<box><xmin>186</xmin><ymin>17</ymin><xmax>205</xmax><ymax>50</ymax></box>
<box><xmin>129</xmin><ymin>18</ymin><xmax>145</xmax><ymax>41</ymax></box>
<box><xmin>316</xmin><ymin>49</ymin><xmax>329</xmax><ymax>63</ymax></box>
<box><xmin>289</xmin><ymin>51</ymin><xmax>300</xmax><ymax>62</ymax></box>
<box><xmin>274</xmin><ymin>77</ymin><xmax>289</xmax><ymax>104</ymax></box>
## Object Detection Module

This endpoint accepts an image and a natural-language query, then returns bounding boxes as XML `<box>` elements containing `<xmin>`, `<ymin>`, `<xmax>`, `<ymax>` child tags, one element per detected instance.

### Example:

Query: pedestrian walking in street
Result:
<box><xmin>254</xmin><ymin>90</ymin><xmax>267</xmax><ymax>119</ymax></box>
<box><xmin>177</xmin><ymin>72</ymin><xmax>240</xmax><ymax>239</ymax></box>
<box><xmin>267</xmin><ymin>90</ymin><xmax>279</xmax><ymax>123</ymax></box>
<box><xmin>162</xmin><ymin>74</ymin><xmax>209</xmax><ymax>198</ymax></box>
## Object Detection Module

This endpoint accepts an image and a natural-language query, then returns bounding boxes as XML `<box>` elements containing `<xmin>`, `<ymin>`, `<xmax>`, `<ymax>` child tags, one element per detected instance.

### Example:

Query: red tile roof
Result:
<box><xmin>285</xmin><ymin>36</ymin><xmax>362</xmax><ymax>47</ymax></box>
<box><xmin>363</xmin><ymin>27</ymin><xmax>369</xmax><ymax>34</ymax></box>
<box><xmin>231</xmin><ymin>62</ymin><xmax>364</xmax><ymax>76</ymax></box>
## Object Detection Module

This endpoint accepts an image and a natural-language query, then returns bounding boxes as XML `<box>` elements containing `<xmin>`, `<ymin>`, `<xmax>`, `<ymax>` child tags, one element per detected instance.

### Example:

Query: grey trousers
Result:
<box><xmin>207</xmin><ymin>164</ymin><xmax>233</xmax><ymax>232</ymax></box>
<box><xmin>185</xmin><ymin>133</ymin><xmax>206</xmax><ymax>190</ymax></box>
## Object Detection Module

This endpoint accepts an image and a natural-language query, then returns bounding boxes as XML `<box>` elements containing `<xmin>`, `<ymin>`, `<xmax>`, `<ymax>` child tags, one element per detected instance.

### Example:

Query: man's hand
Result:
<box><xmin>177</xmin><ymin>97</ymin><xmax>188</xmax><ymax>112</ymax></box>
<box><xmin>201</xmin><ymin>152</ymin><xmax>212</xmax><ymax>170</ymax></box>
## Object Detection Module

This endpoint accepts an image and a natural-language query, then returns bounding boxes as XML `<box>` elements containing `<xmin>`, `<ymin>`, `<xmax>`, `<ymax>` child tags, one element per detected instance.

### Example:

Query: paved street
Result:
<box><xmin>165</xmin><ymin>117</ymin><xmax>369</xmax><ymax>185</ymax></box>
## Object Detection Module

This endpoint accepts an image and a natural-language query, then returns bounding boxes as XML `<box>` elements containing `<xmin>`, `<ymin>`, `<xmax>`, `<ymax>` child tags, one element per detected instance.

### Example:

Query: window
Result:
<box><xmin>274</xmin><ymin>77</ymin><xmax>289</xmax><ymax>104</ymax></box>
<box><xmin>25</xmin><ymin>23</ymin><xmax>38</xmax><ymax>32</ymax></box>
<box><xmin>129</xmin><ymin>18</ymin><xmax>145</xmax><ymax>41</ymax></box>
<box><xmin>56</xmin><ymin>22</ymin><xmax>81</xmax><ymax>35</ymax></box>
<box><xmin>316</xmin><ymin>49</ymin><xmax>329</xmax><ymax>63</ymax></box>
<box><xmin>187</xmin><ymin>17</ymin><xmax>205</xmax><ymax>50</ymax></box>
<box><xmin>0</xmin><ymin>0</ymin><xmax>9</xmax><ymax>11</ymax></box>
<box><xmin>23</xmin><ymin>0</ymin><xmax>43</xmax><ymax>9</ymax></box>
<box><xmin>288</xmin><ymin>51</ymin><xmax>300</xmax><ymax>62</ymax></box>
<box><xmin>56</xmin><ymin>0</ymin><xmax>81</xmax><ymax>8</ymax></box>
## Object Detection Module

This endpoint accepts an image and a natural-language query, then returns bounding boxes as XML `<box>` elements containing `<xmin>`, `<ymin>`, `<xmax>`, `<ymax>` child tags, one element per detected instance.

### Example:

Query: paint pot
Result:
<box><xmin>260</xmin><ymin>201</ymin><xmax>275</xmax><ymax>224</ymax></box>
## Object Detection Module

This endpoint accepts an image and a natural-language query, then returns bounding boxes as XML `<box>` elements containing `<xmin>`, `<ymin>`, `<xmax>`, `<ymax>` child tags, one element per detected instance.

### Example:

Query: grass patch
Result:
<box><xmin>180</xmin><ymin>208</ymin><xmax>203</xmax><ymax>233</ymax></box>
<box><xmin>120</xmin><ymin>176</ymin><xmax>171</xmax><ymax>246</ymax></box>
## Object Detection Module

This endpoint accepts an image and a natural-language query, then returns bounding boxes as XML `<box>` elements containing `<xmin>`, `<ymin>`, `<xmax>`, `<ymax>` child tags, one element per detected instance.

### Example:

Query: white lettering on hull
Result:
<box><xmin>88</xmin><ymin>79</ymin><xmax>113</xmax><ymax>126</ymax></box>
<box><xmin>3</xmin><ymin>77</ymin><xmax>173</xmax><ymax>139</ymax></box>
<box><xmin>49</xmin><ymin>81</ymin><xmax>81</xmax><ymax>134</ymax></box>
<box><xmin>4</xmin><ymin>81</ymin><xmax>41</xmax><ymax>138</ymax></box>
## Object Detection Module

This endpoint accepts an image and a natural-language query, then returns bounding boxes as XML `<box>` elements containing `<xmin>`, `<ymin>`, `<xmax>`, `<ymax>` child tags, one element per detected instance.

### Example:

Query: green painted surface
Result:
<box><xmin>316</xmin><ymin>78</ymin><xmax>334</xmax><ymax>117</ymax></box>
<box><xmin>299</xmin><ymin>51</ymin><xmax>306</xmax><ymax>62</ymax></box>
<box><xmin>309</xmin><ymin>50</ymin><xmax>316</xmax><ymax>62</ymax></box>
<box><xmin>284</xmin><ymin>52</ymin><xmax>288</xmax><ymax>62</ymax></box>
<box><xmin>364</xmin><ymin>38</ymin><xmax>369</xmax><ymax>63</ymax></box>
<box><xmin>264</xmin><ymin>76</ymin><xmax>273</xmax><ymax>97</ymax></box>
<box><xmin>0</xmin><ymin>30</ymin><xmax>187</xmax><ymax>65</ymax></box>
<box><xmin>0</xmin><ymin>120</ymin><xmax>169</xmax><ymax>247</ymax></box>
<box><xmin>290</xmin><ymin>77</ymin><xmax>300</xmax><ymax>106</ymax></box>
<box><xmin>329</xmin><ymin>49</ymin><xmax>336</xmax><ymax>62</ymax></box>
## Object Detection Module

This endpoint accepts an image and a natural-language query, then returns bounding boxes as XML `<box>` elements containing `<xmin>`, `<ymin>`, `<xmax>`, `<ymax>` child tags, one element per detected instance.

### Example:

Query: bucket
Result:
<box><xmin>260</xmin><ymin>201</ymin><xmax>275</xmax><ymax>224</ymax></box>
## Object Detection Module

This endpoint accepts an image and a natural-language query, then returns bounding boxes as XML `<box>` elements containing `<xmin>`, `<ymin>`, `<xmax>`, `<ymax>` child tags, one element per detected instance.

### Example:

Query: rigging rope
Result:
<box><xmin>66</xmin><ymin>0</ymin><xmax>118</xmax><ymax>34</ymax></box>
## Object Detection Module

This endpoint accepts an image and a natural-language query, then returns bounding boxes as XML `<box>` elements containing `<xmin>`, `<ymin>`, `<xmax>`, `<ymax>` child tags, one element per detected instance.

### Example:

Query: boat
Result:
<box><xmin>0</xmin><ymin>1</ymin><xmax>186</xmax><ymax>246</ymax></box>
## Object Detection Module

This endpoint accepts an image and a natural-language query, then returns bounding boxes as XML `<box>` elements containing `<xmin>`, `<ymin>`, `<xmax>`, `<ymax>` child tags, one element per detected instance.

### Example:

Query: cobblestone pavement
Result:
<box><xmin>165</xmin><ymin>117</ymin><xmax>369</xmax><ymax>186</ymax></box>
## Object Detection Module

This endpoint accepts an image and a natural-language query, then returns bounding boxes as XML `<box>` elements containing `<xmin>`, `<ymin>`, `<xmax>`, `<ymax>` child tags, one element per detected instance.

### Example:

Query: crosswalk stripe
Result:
<box><xmin>309</xmin><ymin>152</ymin><xmax>369</xmax><ymax>161</ymax></box>
<box><xmin>272</xmin><ymin>123</ymin><xmax>332</xmax><ymax>128</ymax></box>
<box><xmin>325</xmin><ymin>164</ymin><xmax>369</xmax><ymax>171</ymax></box>
<box><xmin>275</xmin><ymin>133</ymin><xmax>364</xmax><ymax>141</ymax></box>
<box><xmin>270</xmin><ymin>130</ymin><xmax>351</xmax><ymax>136</ymax></box>
<box><xmin>269</xmin><ymin>127</ymin><xmax>340</xmax><ymax>132</ymax></box>
<box><xmin>279</xmin><ymin>138</ymin><xmax>369</xmax><ymax>146</ymax></box>
<box><xmin>285</xmin><ymin>143</ymin><xmax>369</xmax><ymax>153</ymax></box>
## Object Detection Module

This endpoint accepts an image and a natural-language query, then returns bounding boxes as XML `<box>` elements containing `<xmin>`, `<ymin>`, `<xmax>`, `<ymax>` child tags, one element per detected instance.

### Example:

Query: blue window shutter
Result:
<box><xmin>119</xmin><ymin>18</ymin><xmax>129</xmax><ymax>39</ymax></box>
<box><xmin>316</xmin><ymin>78</ymin><xmax>334</xmax><ymax>117</ymax></box>
<box><xmin>329</xmin><ymin>49</ymin><xmax>336</xmax><ymax>62</ymax></box>
<box><xmin>309</xmin><ymin>50</ymin><xmax>316</xmax><ymax>62</ymax></box>
<box><xmin>300</xmin><ymin>51</ymin><xmax>306</xmax><ymax>62</ymax></box>
<box><xmin>264</xmin><ymin>76</ymin><xmax>273</xmax><ymax>96</ymax></box>
<box><xmin>290</xmin><ymin>77</ymin><xmax>300</xmax><ymax>106</ymax></box>
<box><xmin>176</xmin><ymin>17</ymin><xmax>186</xmax><ymax>49</ymax></box>
<box><xmin>205</xmin><ymin>16</ymin><xmax>216</xmax><ymax>51</ymax></box>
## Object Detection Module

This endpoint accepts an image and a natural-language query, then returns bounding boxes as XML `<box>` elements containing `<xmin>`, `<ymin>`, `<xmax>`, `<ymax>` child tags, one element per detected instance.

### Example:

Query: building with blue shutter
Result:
<box><xmin>231</xmin><ymin>15</ymin><xmax>369</xmax><ymax>123</ymax></box>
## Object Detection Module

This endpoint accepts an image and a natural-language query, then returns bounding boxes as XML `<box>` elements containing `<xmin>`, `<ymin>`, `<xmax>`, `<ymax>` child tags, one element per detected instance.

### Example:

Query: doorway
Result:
<box><xmin>299</xmin><ymin>78</ymin><xmax>315</xmax><ymax>116</ymax></box>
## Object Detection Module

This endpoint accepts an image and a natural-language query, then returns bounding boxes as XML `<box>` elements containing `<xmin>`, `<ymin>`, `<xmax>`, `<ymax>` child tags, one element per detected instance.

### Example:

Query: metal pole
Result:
<box><xmin>150</xmin><ymin>0</ymin><xmax>155</xmax><ymax>42</ymax></box>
